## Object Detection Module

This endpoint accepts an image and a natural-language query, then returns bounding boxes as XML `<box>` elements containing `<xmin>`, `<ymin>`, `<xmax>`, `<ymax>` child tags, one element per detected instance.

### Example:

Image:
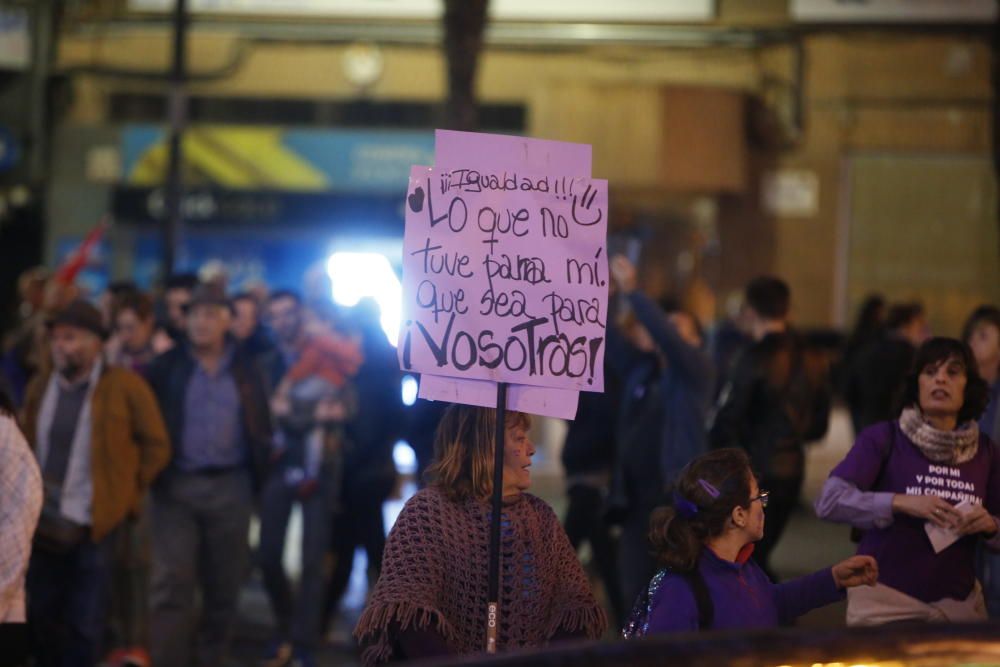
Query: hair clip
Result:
<box><xmin>673</xmin><ymin>491</ymin><xmax>699</xmax><ymax>519</ymax></box>
<box><xmin>697</xmin><ymin>478</ymin><xmax>721</xmax><ymax>499</ymax></box>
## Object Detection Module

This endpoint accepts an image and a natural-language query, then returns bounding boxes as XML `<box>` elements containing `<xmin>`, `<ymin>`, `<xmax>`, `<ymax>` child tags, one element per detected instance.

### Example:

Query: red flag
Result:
<box><xmin>54</xmin><ymin>216</ymin><xmax>109</xmax><ymax>285</ymax></box>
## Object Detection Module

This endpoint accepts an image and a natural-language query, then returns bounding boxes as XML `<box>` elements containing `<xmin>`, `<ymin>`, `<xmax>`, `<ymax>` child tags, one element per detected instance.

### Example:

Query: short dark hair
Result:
<box><xmin>267</xmin><ymin>289</ymin><xmax>302</xmax><ymax>306</ymax></box>
<box><xmin>898</xmin><ymin>337</ymin><xmax>990</xmax><ymax>424</ymax></box>
<box><xmin>108</xmin><ymin>280</ymin><xmax>139</xmax><ymax>298</ymax></box>
<box><xmin>961</xmin><ymin>305</ymin><xmax>1000</xmax><ymax>345</ymax></box>
<box><xmin>886</xmin><ymin>302</ymin><xmax>924</xmax><ymax>331</ymax></box>
<box><xmin>113</xmin><ymin>291</ymin><xmax>154</xmax><ymax>322</ymax></box>
<box><xmin>745</xmin><ymin>276</ymin><xmax>790</xmax><ymax>320</ymax></box>
<box><xmin>164</xmin><ymin>273</ymin><xmax>199</xmax><ymax>292</ymax></box>
<box><xmin>232</xmin><ymin>292</ymin><xmax>259</xmax><ymax>307</ymax></box>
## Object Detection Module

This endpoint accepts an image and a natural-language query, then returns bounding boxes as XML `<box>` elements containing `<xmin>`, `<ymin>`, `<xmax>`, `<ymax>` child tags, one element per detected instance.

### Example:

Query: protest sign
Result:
<box><xmin>397</xmin><ymin>131</ymin><xmax>607</xmax><ymax>419</ymax></box>
<box><xmin>398</xmin><ymin>165</ymin><xmax>608</xmax><ymax>389</ymax></box>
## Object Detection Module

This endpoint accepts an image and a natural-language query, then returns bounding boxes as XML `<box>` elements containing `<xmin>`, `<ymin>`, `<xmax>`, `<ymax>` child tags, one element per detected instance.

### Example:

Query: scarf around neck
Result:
<box><xmin>899</xmin><ymin>405</ymin><xmax>979</xmax><ymax>465</ymax></box>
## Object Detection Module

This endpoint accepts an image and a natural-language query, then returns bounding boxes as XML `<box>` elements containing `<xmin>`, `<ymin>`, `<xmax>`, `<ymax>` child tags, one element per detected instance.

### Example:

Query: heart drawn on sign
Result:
<box><xmin>407</xmin><ymin>186</ymin><xmax>425</xmax><ymax>213</ymax></box>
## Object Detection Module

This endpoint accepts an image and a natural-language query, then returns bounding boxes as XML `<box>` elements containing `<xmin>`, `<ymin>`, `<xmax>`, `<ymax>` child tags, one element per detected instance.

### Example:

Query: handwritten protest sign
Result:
<box><xmin>399</xmin><ymin>163</ymin><xmax>608</xmax><ymax>387</ymax></box>
<box><xmin>398</xmin><ymin>132</ymin><xmax>608</xmax><ymax>419</ymax></box>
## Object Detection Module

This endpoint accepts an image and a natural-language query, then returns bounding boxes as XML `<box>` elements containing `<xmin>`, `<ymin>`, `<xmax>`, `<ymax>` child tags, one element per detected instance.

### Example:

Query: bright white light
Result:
<box><xmin>326</xmin><ymin>252</ymin><xmax>401</xmax><ymax>346</ymax></box>
<box><xmin>392</xmin><ymin>440</ymin><xmax>417</xmax><ymax>475</ymax></box>
<box><xmin>401</xmin><ymin>375</ymin><xmax>418</xmax><ymax>407</ymax></box>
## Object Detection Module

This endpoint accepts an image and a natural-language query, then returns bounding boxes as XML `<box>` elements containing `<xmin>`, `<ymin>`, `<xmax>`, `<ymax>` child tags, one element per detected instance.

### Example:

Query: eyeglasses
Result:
<box><xmin>750</xmin><ymin>491</ymin><xmax>769</xmax><ymax>508</ymax></box>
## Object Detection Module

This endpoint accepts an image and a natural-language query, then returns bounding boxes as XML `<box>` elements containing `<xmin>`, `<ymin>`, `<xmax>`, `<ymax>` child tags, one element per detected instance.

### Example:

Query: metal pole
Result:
<box><xmin>486</xmin><ymin>381</ymin><xmax>508</xmax><ymax>653</ymax></box>
<box><xmin>163</xmin><ymin>0</ymin><xmax>188</xmax><ymax>278</ymax></box>
<box><xmin>26</xmin><ymin>0</ymin><xmax>54</xmax><ymax>184</ymax></box>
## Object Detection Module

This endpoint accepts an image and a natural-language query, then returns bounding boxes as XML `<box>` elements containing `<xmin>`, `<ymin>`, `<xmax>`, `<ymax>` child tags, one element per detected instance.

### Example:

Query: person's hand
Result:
<box><xmin>956</xmin><ymin>504</ymin><xmax>998</xmax><ymax>537</ymax></box>
<box><xmin>892</xmin><ymin>493</ymin><xmax>961</xmax><ymax>529</ymax></box>
<box><xmin>610</xmin><ymin>254</ymin><xmax>638</xmax><ymax>294</ymax></box>
<box><xmin>831</xmin><ymin>555</ymin><xmax>878</xmax><ymax>589</ymax></box>
<box><xmin>151</xmin><ymin>329</ymin><xmax>175</xmax><ymax>354</ymax></box>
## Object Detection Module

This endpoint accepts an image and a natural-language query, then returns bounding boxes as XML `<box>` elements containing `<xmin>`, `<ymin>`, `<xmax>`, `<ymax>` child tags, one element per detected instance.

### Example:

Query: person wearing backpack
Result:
<box><xmin>816</xmin><ymin>337</ymin><xmax>999</xmax><ymax>625</ymax></box>
<box><xmin>624</xmin><ymin>448</ymin><xmax>876</xmax><ymax>637</ymax></box>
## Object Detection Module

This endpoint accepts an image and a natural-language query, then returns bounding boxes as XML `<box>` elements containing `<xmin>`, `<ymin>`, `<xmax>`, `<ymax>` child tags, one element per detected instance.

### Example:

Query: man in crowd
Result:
<box><xmin>323</xmin><ymin>299</ymin><xmax>400</xmax><ymax>641</ymax></box>
<box><xmin>146</xmin><ymin>285</ymin><xmax>273</xmax><ymax>667</ymax></box>
<box><xmin>709</xmin><ymin>276</ymin><xmax>831</xmax><ymax>581</ymax></box>
<box><xmin>231</xmin><ymin>291</ymin><xmax>275</xmax><ymax>360</ymax></box>
<box><xmin>21</xmin><ymin>300</ymin><xmax>171</xmax><ymax>665</ymax></box>
<box><xmin>257</xmin><ymin>289</ymin><xmax>359</xmax><ymax>665</ymax></box>
<box><xmin>158</xmin><ymin>273</ymin><xmax>198</xmax><ymax>348</ymax></box>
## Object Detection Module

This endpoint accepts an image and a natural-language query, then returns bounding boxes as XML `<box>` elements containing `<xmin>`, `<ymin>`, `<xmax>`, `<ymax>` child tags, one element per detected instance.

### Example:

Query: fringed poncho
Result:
<box><xmin>354</xmin><ymin>486</ymin><xmax>607</xmax><ymax>664</ymax></box>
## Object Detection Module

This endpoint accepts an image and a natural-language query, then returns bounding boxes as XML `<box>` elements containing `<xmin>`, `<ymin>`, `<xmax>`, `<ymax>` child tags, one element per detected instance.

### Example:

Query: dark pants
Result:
<box><xmin>754</xmin><ymin>476</ymin><xmax>803</xmax><ymax>582</ymax></box>
<box><xmin>976</xmin><ymin>545</ymin><xmax>1000</xmax><ymax>618</ymax></box>
<box><xmin>323</xmin><ymin>486</ymin><xmax>387</xmax><ymax>630</ymax></box>
<box><xmin>107</xmin><ymin>511</ymin><xmax>151</xmax><ymax>652</ymax></box>
<box><xmin>619</xmin><ymin>502</ymin><xmax>657</xmax><ymax>614</ymax></box>
<box><xmin>563</xmin><ymin>483</ymin><xmax>627</xmax><ymax>624</ymax></box>
<box><xmin>258</xmin><ymin>470</ymin><xmax>337</xmax><ymax>649</ymax></box>
<box><xmin>27</xmin><ymin>533</ymin><xmax>115</xmax><ymax>667</ymax></box>
<box><xmin>149</xmin><ymin>470</ymin><xmax>252</xmax><ymax>667</ymax></box>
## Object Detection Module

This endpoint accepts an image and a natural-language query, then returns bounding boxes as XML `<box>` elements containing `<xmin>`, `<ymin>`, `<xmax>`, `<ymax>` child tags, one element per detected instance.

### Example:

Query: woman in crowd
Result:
<box><xmin>354</xmin><ymin>404</ymin><xmax>606</xmax><ymax>664</ymax></box>
<box><xmin>625</xmin><ymin>448</ymin><xmax>876</xmax><ymax>637</ymax></box>
<box><xmin>816</xmin><ymin>337</ymin><xmax>998</xmax><ymax>624</ymax></box>
<box><xmin>963</xmin><ymin>306</ymin><xmax>1000</xmax><ymax>441</ymax></box>
<box><xmin>963</xmin><ymin>306</ymin><xmax>1000</xmax><ymax>618</ymax></box>
<box><xmin>0</xmin><ymin>385</ymin><xmax>43</xmax><ymax>663</ymax></box>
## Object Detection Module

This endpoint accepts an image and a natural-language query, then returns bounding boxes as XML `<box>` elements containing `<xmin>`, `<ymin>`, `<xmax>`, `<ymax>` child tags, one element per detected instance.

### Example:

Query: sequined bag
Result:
<box><xmin>622</xmin><ymin>567</ymin><xmax>714</xmax><ymax>638</ymax></box>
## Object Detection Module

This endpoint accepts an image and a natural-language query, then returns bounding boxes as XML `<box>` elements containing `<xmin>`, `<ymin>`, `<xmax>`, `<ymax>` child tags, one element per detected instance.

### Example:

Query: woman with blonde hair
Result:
<box><xmin>354</xmin><ymin>404</ymin><xmax>606</xmax><ymax>664</ymax></box>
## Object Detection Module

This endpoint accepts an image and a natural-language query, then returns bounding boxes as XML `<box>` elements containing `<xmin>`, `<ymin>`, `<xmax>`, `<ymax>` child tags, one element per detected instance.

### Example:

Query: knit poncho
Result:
<box><xmin>354</xmin><ymin>486</ymin><xmax>607</xmax><ymax>664</ymax></box>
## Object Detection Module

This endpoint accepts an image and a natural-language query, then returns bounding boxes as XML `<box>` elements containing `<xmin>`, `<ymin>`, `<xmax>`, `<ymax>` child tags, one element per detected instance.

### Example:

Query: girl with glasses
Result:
<box><xmin>625</xmin><ymin>448</ymin><xmax>877</xmax><ymax>636</ymax></box>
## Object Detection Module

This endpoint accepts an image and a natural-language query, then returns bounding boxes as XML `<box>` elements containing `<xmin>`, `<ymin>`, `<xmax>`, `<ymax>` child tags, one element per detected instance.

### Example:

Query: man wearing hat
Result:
<box><xmin>145</xmin><ymin>284</ymin><xmax>273</xmax><ymax>667</ymax></box>
<box><xmin>21</xmin><ymin>299</ymin><xmax>171</xmax><ymax>665</ymax></box>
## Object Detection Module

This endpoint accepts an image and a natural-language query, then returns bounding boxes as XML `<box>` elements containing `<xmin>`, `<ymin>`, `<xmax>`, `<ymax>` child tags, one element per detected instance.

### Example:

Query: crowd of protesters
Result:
<box><xmin>0</xmin><ymin>254</ymin><xmax>998</xmax><ymax>666</ymax></box>
<box><xmin>0</xmin><ymin>269</ymin><xmax>403</xmax><ymax>667</ymax></box>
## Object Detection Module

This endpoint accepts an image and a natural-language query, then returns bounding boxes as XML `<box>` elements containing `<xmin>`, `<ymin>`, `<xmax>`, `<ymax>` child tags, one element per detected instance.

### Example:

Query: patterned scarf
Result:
<box><xmin>899</xmin><ymin>406</ymin><xmax>980</xmax><ymax>465</ymax></box>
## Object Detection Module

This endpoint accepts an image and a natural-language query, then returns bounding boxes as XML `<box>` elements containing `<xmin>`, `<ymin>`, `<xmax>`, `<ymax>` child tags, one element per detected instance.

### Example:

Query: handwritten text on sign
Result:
<box><xmin>398</xmin><ymin>165</ymin><xmax>608</xmax><ymax>392</ymax></box>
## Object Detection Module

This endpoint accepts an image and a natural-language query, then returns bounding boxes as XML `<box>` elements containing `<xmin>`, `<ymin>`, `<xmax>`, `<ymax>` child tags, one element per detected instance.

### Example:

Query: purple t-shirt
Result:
<box><xmin>832</xmin><ymin>421</ymin><xmax>1000</xmax><ymax>603</ymax></box>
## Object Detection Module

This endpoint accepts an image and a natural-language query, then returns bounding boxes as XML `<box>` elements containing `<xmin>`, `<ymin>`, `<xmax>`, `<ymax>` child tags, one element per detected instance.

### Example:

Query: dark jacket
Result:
<box><xmin>561</xmin><ymin>370</ymin><xmax>619</xmax><ymax>478</ymax></box>
<box><xmin>844</xmin><ymin>334</ymin><xmax>914</xmax><ymax>433</ymax></box>
<box><xmin>343</xmin><ymin>329</ymin><xmax>402</xmax><ymax>502</ymax></box>
<box><xmin>608</xmin><ymin>292</ymin><xmax>715</xmax><ymax>511</ymax></box>
<box><xmin>145</xmin><ymin>342</ymin><xmax>273</xmax><ymax>491</ymax></box>
<box><xmin>238</xmin><ymin>324</ymin><xmax>277</xmax><ymax>363</ymax></box>
<box><xmin>709</xmin><ymin>330</ymin><xmax>831</xmax><ymax>480</ymax></box>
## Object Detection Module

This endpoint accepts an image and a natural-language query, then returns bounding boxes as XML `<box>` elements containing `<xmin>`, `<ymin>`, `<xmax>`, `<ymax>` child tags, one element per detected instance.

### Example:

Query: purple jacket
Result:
<box><xmin>645</xmin><ymin>546</ymin><xmax>842</xmax><ymax>634</ymax></box>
